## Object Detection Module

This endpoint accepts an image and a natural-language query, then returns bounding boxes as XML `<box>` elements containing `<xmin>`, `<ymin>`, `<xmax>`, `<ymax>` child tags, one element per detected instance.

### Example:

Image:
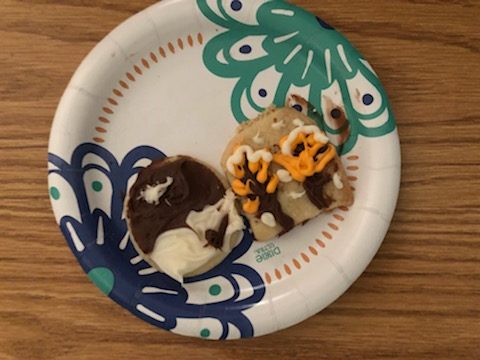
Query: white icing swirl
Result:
<box><xmin>261</xmin><ymin>212</ymin><xmax>277</xmax><ymax>228</ymax></box>
<box><xmin>139</xmin><ymin>177</ymin><xmax>173</xmax><ymax>205</ymax></box>
<box><xmin>281</xmin><ymin>125</ymin><xmax>330</xmax><ymax>156</ymax></box>
<box><xmin>272</xmin><ymin>120</ymin><xmax>285</xmax><ymax>129</ymax></box>
<box><xmin>227</xmin><ymin>145</ymin><xmax>273</xmax><ymax>175</ymax></box>
<box><xmin>293</xmin><ymin>118</ymin><xmax>305</xmax><ymax>127</ymax></box>
<box><xmin>288</xmin><ymin>190</ymin><xmax>306</xmax><ymax>200</ymax></box>
<box><xmin>333</xmin><ymin>172</ymin><xmax>344</xmax><ymax>189</ymax></box>
<box><xmin>276</xmin><ymin>169</ymin><xmax>292</xmax><ymax>183</ymax></box>
<box><xmin>147</xmin><ymin>190</ymin><xmax>244</xmax><ymax>283</ymax></box>
<box><xmin>149</xmin><ymin>229</ymin><xmax>215</xmax><ymax>283</ymax></box>
<box><xmin>253</xmin><ymin>131</ymin><xmax>264</xmax><ymax>145</ymax></box>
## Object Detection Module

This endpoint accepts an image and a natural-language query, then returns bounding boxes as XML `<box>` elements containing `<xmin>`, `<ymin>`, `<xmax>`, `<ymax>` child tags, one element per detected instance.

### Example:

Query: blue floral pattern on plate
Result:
<box><xmin>48</xmin><ymin>143</ymin><xmax>265</xmax><ymax>339</ymax></box>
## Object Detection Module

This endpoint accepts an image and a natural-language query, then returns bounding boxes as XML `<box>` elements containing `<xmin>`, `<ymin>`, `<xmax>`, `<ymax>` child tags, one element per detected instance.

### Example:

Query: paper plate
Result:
<box><xmin>48</xmin><ymin>0</ymin><xmax>400</xmax><ymax>339</ymax></box>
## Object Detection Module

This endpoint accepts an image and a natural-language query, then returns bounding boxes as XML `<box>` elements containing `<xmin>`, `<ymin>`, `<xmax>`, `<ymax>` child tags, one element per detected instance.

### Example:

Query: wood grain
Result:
<box><xmin>1</xmin><ymin>0</ymin><xmax>479</xmax><ymax>359</ymax></box>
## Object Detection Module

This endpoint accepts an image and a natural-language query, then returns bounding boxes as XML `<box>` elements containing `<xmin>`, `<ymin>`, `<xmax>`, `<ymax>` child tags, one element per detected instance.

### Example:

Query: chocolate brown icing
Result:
<box><xmin>127</xmin><ymin>157</ymin><xmax>226</xmax><ymax>254</ymax></box>
<box><xmin>241</xmin><ymin>155</ymin><xmax>294</xmax><ymax>233</ymax></box>
<box><xmin>205</xmin><ymin>214</ymin><xmax>229</xmax><ymax>249</ymax></box>
<box><xmin>303</xmin><ymin>162</ymin><xmax>337</xmax><ymax>209</ymax></box>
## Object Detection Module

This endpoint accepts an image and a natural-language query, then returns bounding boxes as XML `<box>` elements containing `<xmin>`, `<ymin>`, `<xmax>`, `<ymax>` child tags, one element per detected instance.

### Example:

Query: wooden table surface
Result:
<box><xmin>1</xmin><ymin>0</ymin><xmax>479</xmax><ymax>359</ymax></box>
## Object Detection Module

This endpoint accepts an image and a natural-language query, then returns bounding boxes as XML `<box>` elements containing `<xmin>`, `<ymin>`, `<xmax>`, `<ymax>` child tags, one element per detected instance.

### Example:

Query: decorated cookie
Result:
<box><xmin>222</xmin><ymin>107</ymin><xmax>354</xmax><ymax>242</ymax></box>
<box><xmin>126</xmin><ymin>156</ymin><xmax>245</xmax><ymax>282</ymax></box>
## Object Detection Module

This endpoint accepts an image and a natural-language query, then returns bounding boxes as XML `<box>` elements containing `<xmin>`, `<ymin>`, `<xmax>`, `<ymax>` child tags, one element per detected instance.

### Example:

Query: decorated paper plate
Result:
<box><xmin>48</xmin><ymin>0</ymin><xmax>400</xmax><ymax>339</ymax></box>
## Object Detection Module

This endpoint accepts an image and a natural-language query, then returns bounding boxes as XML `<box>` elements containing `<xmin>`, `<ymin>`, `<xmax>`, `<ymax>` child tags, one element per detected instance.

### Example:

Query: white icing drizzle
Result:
<box><xmin>139</xmin><ymin>177</ymin><xmax>173</xmax><ymax>205</ymax></box>
<box><xmin>149</xmin><ymin>228</ymin><xmax>215</xmax><ymax>283</ymax></box>
<box><xmin>253</xmin><ymin>131</ymin><xmax>264</xmax><ymax>145</ymax></box>
<box><xmin>227</xmin><ymin>145</ymin><xmax>273</xmax><ymax>175</ymax></box>
<box><xmin>272</xmin><ymin>120</ymin><xmax>286</xmax><ymax>129</ymax></box>
<box><xmin>261</xmin><ymin>212</ymin><xmax>277</xmax><ymax>228</ymax></box>
<box><xmin>293</xmin><ymin>118</ymin><xmax>304</xmax><ymax>127</ymax></box>
<box><xmin>333</xmin><ymin>172</ymin><xmax>344</xmax><ymax>189</ymax></box>
<box><xmin>148</xmin><ymin>190</ymin><xmax>245</xmax><ymax>283</ymax></box>
<box><xmin>276</xmin><ymin>169</ymin><xmax>292</xmax><ymax>183</ymax></box>
<box><xmin>186</xmin><ymin>190</ymin><xmax>244</xmax><ymax>252</ymax></box>
<box><xmin>288</xmin><ymin>190</ymin><xmax>306</xmax><ymax>200</ymax></box>
<box><xmin>281</xmin><ymin>125</ymin><xmax>330</xmax><ymax>155</ymax></box>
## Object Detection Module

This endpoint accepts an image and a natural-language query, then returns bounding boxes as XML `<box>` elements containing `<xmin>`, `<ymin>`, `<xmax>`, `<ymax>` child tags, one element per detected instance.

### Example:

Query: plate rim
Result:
<box><xmin>48</xmin><ymin>0</ymin><xmax>401</xmax><ymax>339</ymax></box>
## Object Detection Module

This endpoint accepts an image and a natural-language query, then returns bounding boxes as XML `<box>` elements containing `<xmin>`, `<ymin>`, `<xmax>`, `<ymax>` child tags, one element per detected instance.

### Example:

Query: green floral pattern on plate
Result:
<box><xmin>197</xmin><ymin>0</ymin><xmax>396</xmax><ymax>154</ymax></box>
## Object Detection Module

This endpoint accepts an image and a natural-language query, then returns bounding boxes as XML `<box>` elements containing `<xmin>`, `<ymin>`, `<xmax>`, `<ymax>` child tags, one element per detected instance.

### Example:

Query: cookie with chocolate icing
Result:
<box><xmin>126</xmin><ymin>156</ymin><xmax>245</xmax><ymax>282</ymax></box>
<box><xmin>221</xmin><ymin>107</ymin><xmax>353</xmax><ymax>242</ymax></box>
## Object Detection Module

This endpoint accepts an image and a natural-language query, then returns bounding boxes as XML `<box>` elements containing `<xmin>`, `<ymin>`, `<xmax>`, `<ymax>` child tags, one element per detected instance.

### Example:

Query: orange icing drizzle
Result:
<box><xmin>248</xmin><ymin>160</ymin><xmax>259</xmax><ymax>173</ymax></box>
<box><xmin>243</xmin><ymin>197</ymin><xmax>260</xmax><ymax>214</ymax></box>
<box><xmin>256</xmin><ymin>159</ymin><xmax>269</xmax><ymax>184</ymax></box>
<box><xmin>273</xmin><ymin>132</ymin><xmax>336</xmax><ymax>182</ymax></box>
<box><xmin>232</xmin><ymin>179</ymin><xmax>251</xmax><ymax>197</ymax></box>
<box><xmin>230</xmin><ymin>147</ymin><xmax>280</xmax><ymax>215</ymax></box>
<box><xmin>266</xmin><ymin>175</ymin><xmax>279</xmax><ymax>194</ymax></box>
<box><xmin>229</xmin><ymin>125</ymin><xmax>334</xmax><ymax>215</ymax></box>
<box><xmin>234</xmin><ymin>161</ymin><xmax>245</xmax><ymax>178</ymax></box>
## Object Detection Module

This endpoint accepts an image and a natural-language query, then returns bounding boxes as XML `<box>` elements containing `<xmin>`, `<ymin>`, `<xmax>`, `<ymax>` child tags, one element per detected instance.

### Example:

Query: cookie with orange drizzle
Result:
<box><xmin>227</xmin><ymin>145</ymin><xmax>294</xmax><ymax>234</ymax></box>
<box><xmin>273</xmin><ymin>125</ymin><xmax>337</xmax><ymax>182</ymax></box>
<box><xmin>222</xmin><ymin>106</ymin><xmax>353</xmax><ymax>242</ymax></box>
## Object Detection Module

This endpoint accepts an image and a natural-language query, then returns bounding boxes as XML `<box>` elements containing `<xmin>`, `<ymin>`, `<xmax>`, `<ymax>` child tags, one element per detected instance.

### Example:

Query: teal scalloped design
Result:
<box><xmin>197</xmin><ymin>0</ymin><xmax>396</xmax><ymax>154</ymax></box>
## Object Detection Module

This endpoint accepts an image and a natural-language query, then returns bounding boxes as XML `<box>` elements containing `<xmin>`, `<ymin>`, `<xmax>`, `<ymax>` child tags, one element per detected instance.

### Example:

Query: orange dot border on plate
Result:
<box><xmin>92</xmin><ymin>33</ymin><xmax>204</xmax><ymax>143</ymax></box>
